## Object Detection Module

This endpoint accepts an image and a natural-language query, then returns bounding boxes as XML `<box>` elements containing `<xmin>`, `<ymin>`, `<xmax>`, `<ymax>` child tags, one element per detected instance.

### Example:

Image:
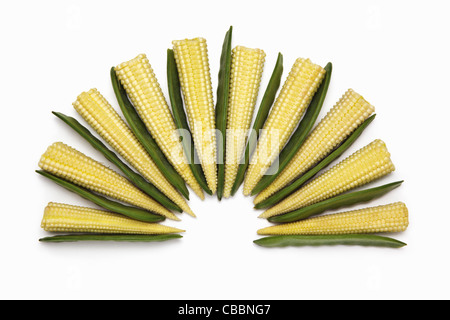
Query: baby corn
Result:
<box><xmin>172</xmin><ymin>37</ymin><xmax>217</xmax><ymax>194</ymax></box>
<box><xmin>42</xmin><ymin>202</ymin><xmax>184</xmax><ymax>234</ymax></box>
<box><xmin>73</xmin><ymin>88</ymin><xmax>195</xmax><ymax>217</ymax></box>
<box><xmin>114</xmin><ymin>54</ymin><xmax>205</xmax><ymax>199</ymax></box>
<box><xmin>257</xmin><ymin>202</ymin><xmax>409</xmax><ymax>235</ymax></box>
<box><xmin>38</xmin><ymin>142</ymin><xmax>179</xmax><ymax>221</ymax></box>
<box><xmin>259</xmin><ymin>139</ymin><xmax>395</xmax><ymax>218</ymax></box>
<box><xmin>223</xmin><ymin>46</ymin><xmax>265</xmax><ymax>198</ymax></box>
<box><xmin>243</xmin><ymin>58</ymin><xmax>325</xmax><ymax>195</ymax></box>
<box><xmin>254</xmin><ymin>89</ymin><xmax>375</xmax><ymax>204</ymax></box>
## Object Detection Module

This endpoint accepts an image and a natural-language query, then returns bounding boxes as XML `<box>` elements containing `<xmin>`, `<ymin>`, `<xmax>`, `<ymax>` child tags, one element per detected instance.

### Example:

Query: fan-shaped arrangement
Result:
<box><xmin>37</xmin><ymin>27</ymin><xmax>409</xmax><ymax>248</ymax></box>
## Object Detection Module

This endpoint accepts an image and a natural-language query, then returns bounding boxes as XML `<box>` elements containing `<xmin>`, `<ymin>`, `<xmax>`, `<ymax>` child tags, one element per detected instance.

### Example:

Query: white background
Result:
<box><xmin>1</xmin><ymin>0</ymin><xmax>449</xmax><ymax>300</ymax></box>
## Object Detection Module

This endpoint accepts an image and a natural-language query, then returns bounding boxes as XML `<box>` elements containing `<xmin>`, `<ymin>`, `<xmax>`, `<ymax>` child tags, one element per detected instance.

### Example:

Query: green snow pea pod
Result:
<box><xmin>215</xmin><ymin>26</ymin><xmax>233</xmax><ymax>200</ymax></box>
<box><xmin>268</xmin><ymin>180</ymin><xmax>403</xmax><ymax>223</ymax></box>
<box><xmin>253</xmin><ymin>234</ymin><xmax>406</xmax><ymax>248</ymax></box>
<box><xmin>39</xmin><ymin>234</ymin><xmax>182</xmax><ymax>243</ymax></box>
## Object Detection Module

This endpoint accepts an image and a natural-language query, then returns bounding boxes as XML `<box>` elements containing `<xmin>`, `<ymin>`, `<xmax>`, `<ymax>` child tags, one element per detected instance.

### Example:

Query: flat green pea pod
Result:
<box><xmin>215</xmin><ymin>26</ymin><xmax>233</xmax><ymax>200</ymax></box>
<box><xmin>251</xmin><ymin>62</ymin><xmax>332</xmax><ymax>196</ymax></box>
<box><xmin>39</xmin><ymin>234</ymin><xmax>182</xmax><ymax>243</ymax></box>
<box><xmin>166</xmin><ymin>49</ymin><xmax>212</xmax><ymax>196</ymax></box>
<box><xmin>231</xmin><ymin>52</ymin><xmax>284</xmax><ymax>196</ymax></box>
<box><xmin>253</xmin><ymin>234</ymin><xmax>407</xmax><ymax>248</ymax></box>
<box><xmin>36</xmin><ymin>170</ymin><xmax>165</xmax><ymax>223</ymax></box>
<box><xmin>254</xmin><ymin>114</ymin><xmax>376</xmax><ymax>209</ymax></box>
<box><xmin>110</xmin><ymin>67</ymin><xmax>190</xmax><ymax>200</ymax></box>
<box><xmin>268</xmin><ymin>180</ymin><xmax>404</xmax><ymax>223</ymax></box>
<box><xmin>52</xmin><ymin>111</ymin><xmax>182</xmax><ymax>213</ymax></box>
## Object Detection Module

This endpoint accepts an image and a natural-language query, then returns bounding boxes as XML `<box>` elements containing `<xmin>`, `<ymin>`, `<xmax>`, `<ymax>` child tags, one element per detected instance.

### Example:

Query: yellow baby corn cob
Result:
<box><xmin>223</xmin><ymin>46</ymin><xmax>266</xmax><ymax>198</ymax></box>
<box><xmin>172</xmin><ymin>37</ymin><xmax>217</xmax><ymax>194</ymax></box>
<box><xmin>257</xmin><ymin>202</ymin><xmax>409</xmax><ymax>235</ymax></box>
<box><xmin>259</xmin><ymin>139</ymin><xmax>395</xmax><ymax>218</ymax></box>
<box><xmin>243</xmin><ymin>58</ymin><xmax>325</xmax><ymax>195</ymax></box>
<box><xmin>41</xmin><ymin>202</ymin><xmax>184</xmax><ymax>234</ymax></box>
<box><xmin>254</xmin><ymin>89</ymin><xmax>375</xmax><ymax>204</ymax></box>
<box><xmin>38</xmin><ymin>142</ymin><xmax>179</xmax><ymax>221</ymax></box>
<box><xmin>73</xmin><ymin>89</ymin><xmax>195</xmax><ymax>217</ymax></box>
<box><xmin>114</xmin><ymin>54</ymin><xmax>205</xmax><ymax>200</ymax></box>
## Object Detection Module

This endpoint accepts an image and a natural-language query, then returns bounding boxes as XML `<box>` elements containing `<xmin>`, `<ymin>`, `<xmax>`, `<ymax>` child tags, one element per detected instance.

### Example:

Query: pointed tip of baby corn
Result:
<box><xmin>184</xmin><ymin>208</ymin><xmax>197</xmax><ymax>218</ymax></box>
<box><xmin>209</xmin><ymin>182</ymin><xmax>217</xmax><ymax>195</ymax></box>
<box><xmin>252</xmin><ymin>185</ymin><xmax>274</xmax><ymax>205</ymax></box>
<box><xmin>166</xmin><ymin>212</ymin><xmax>182</xmax><ymax>221</ymax></box>
<box><xmin>257</xmin><ymin>227</ymin><xmax>271</xmax><ymax>235</ymax></box>
<box><xmin>158</xmin><ymin>224</ymin><xmax>186</xmax><ymax>234</ymax></box>
<box><xmin>174</xmin><ymin>196</ymin><xmax>196</xmax><ymax>217</ymax></box>
<box><xmin>253</xmin><ymin>194</ymin><xmax>263</xmax><ymax>205</ymax></box>
<box><xmin>257</xmin><ymin>211</ymin><xmax>271</xmax><ymax>219</ymax></box>
<box><xmin>257</xmin><ymin>205</ymin><xmax>281</xmax><ymax>219</ymax></box>
<box><xmin>192</xmin><ymin>186</ymin><xmax>205</xmax><ymax>200</ymax></box>
<box><xmin>169</xmin><ymin>227</ymin><xmax>186</xmax><ymax>233</ymax></box>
